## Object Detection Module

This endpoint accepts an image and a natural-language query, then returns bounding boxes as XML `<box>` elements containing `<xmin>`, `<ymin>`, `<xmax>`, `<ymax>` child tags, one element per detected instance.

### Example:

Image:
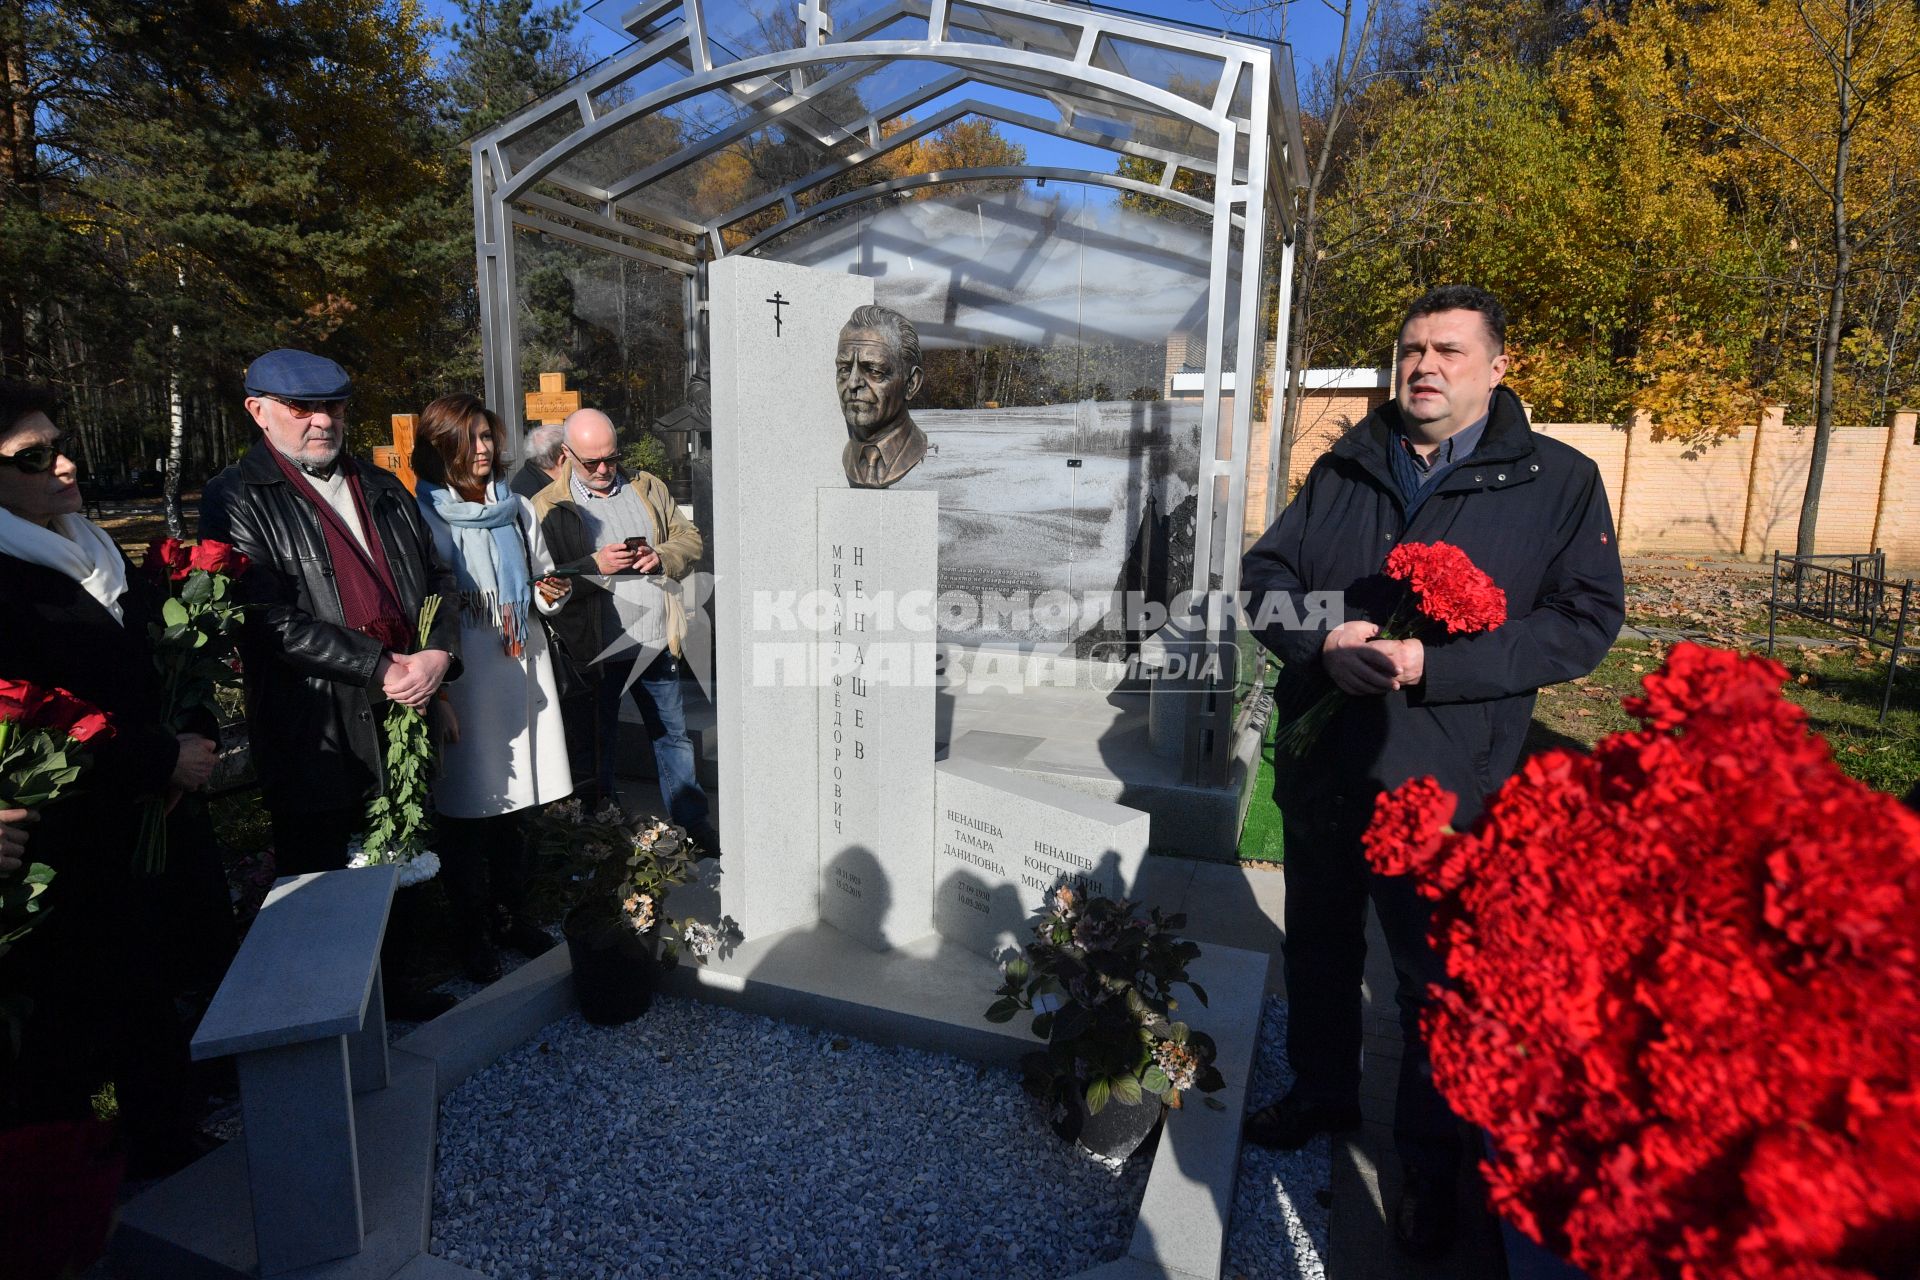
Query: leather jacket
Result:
<box><xmin>199</xmin><ymin>440</ymin><xmax>462</xmax><ymax>813</ymax></box>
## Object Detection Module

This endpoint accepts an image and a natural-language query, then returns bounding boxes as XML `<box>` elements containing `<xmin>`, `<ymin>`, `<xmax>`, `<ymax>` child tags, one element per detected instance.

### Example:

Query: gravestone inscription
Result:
<box><xmin>817</xmin><ymin>487</ymin><xmax>937</xmax><ymax>949</ymax></box>
<box><xmin>933</xmin><ymin>756</ymin><xmax>1150</xmax><ymax>957</ymax></box>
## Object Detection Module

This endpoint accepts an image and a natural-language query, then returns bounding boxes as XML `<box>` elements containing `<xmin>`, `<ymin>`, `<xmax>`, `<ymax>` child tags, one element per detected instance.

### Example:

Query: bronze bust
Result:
<box><xmin>836</xmin><ymin>304</ymin><xmax>928</xmax><ymax>489</ymax></box>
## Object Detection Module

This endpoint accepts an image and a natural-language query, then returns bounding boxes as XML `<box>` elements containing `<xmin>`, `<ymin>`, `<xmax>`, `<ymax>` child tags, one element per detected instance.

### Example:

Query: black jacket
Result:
<box><xmin>0</xmin><ymin>552</ymin><xmax>179</xmax><ymax>895</ymax></box>
<box><xmin>199</xmin><ymin>441</ymin><xmax>462</xmax><ymax>814</ymax></box>
<box><xmin>1243</xmin><ymin>386</ymin><xmax>1625</xmax><ymax>825</ymax></box>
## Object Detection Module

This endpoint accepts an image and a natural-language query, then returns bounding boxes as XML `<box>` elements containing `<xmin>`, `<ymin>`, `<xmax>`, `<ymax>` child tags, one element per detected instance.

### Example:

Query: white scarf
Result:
<box><xmin>0</xmin><ymin>507</ymin><xmax>129</xmax><ymax>623</ymax></box>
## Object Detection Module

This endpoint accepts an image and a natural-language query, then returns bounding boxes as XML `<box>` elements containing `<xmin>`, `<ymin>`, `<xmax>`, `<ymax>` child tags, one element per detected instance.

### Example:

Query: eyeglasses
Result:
<box><xmin>0</xmin><ymin>438</ymin><xmax>67</xmax><ymax>474</ymax></box>
<box><xmin>264</xmin><ymin>395</ymin><xmax>348</xmax><ymax>418</ymax></box>
<box><xmin>568</xmin><ymin>446</ymin><xmax>620</xmax><ymax>472</ymax></box>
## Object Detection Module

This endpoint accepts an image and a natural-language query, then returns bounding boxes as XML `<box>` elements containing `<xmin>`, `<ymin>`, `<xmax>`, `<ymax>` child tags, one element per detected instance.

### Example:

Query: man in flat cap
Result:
<box><xmin>200</xmin><ymin>349</ymin><xmax>463</xmax><ymax>1017</ymax></box>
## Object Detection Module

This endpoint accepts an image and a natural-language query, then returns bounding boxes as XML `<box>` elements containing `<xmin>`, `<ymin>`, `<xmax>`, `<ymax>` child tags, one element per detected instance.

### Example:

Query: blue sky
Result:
<box><xmin>418</xmin><ymin>0</ymin><xmax>1352</xmax><ymax>90</ymax></box>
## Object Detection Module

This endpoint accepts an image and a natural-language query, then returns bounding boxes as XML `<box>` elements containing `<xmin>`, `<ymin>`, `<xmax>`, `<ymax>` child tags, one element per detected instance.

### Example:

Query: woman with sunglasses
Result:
<box><xmin>410</xmin><ymin>394</ymin><xmax>573</xmax><ymax>982</ymax></box>
<box><xmin>0</xmin><ymin>382</ymin><xmax>222</xmax><ymax>1174</ymax></box>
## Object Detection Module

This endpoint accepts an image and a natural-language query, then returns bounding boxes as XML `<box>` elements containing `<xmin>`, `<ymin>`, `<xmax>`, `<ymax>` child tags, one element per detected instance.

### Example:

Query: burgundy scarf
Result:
<box><xmin>266</xmin><ymin>449</ymin><xmax>414</xmax><ymax>652</ymax></box>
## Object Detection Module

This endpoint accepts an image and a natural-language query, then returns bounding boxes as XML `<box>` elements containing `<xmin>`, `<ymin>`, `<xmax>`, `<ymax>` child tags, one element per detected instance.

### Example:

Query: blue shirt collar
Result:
<box><xmin>1398</xmin><ymin>411</ymin><xmax>1489</xmax><ymax>472</ymax></box>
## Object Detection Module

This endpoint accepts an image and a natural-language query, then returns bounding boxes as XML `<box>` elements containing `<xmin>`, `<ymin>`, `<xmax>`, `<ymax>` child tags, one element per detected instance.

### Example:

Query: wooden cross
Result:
<box><xmin>524</xmin><ymin>371</ymin><xmax>582</xmax><ymax>427</ymax></box>
<box><xmin>371</xmin><ymin>413</ymin><xmax>418</xmax><ymax>494</ymax></box>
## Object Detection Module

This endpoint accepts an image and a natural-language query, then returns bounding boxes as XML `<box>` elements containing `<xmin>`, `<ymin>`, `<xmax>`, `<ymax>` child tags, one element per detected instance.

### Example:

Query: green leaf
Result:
<box><xmin>1030</xmin><ymin>1010</ymin><xmax>1054</xmax><ymax>1040</ymax></box>
<box><xmin>182</xmin><ymin>572</ymin><xmax>213</xmax><ymax>606</ymax></box>
<box><xmin>1084</xmin><ymin>1075</ymin><xmax>1112</xmax><ymax>1115</ymax></box>
<box><xmin>984</xmin><ymin>997</ymin><xmax>1021</xmax><ymax>1024</ymax></box>
<box><xmin>161</xmin><ymin>598</ymin><xmax>189</xmax><ymax>627</ymax></box>
<box><xmin>1140</xmin><ymin>1065</ymin><xmax>1171</xmax><ymax>1095</ymax></box>
<box><xmin>1109</xmin><ymin>1073</ymin><xmax>1143</xmax><ymax>1106</ymax></box>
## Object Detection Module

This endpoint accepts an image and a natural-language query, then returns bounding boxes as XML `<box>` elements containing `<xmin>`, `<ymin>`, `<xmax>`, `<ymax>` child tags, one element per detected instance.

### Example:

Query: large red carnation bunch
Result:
<box><xmin>1277</xmin><ymin>540</ymin><xmax>1507</xmax><ymax>755</ymax></box>
<box><xmin>1382</xmin><ymin>541</ymin><xmax>1507</xmax><ymax>634</ymax></box>
<box><xmin>1365</xmin><ymin>643</ymin><xmax>1920</xmax><ymax>1280</ymax></box>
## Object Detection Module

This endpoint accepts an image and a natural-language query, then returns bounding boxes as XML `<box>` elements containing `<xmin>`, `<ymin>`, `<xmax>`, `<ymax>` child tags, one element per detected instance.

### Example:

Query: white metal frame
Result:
<box><xmin>472</xmin><ymin>0</ymin><xmax>1304</xmax><ymax>780</ymax></box>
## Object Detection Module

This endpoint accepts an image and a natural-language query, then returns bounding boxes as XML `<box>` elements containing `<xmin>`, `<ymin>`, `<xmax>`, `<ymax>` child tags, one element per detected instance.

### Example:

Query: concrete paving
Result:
<box><xmin>1142</xmin><ymin>856</ymin><xmax>1510</xmax><ymax>1280</ymax></box>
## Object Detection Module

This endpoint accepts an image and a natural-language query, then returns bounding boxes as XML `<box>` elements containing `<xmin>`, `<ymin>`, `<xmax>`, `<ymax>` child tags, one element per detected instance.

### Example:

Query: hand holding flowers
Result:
<box><xmin>137</xmin><ymin>537</ymin><xmax>251</xmax><ymax>872</ymax></box>
<box><xmin>1</xmin><ymin>680</ymin><xmax>112</xmax><ymax>961</ymax></box>
<box><xmin>1278</xmin><ymin>541</ymin><xmax>1506</xmax><ymax>756</ymax></box>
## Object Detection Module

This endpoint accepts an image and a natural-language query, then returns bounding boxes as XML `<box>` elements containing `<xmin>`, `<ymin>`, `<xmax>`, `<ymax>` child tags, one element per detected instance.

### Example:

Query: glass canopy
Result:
<box><xmin>472</xmin><ymin>0</ymin><xmax>1305</xmax><ymax>610</ymax></box>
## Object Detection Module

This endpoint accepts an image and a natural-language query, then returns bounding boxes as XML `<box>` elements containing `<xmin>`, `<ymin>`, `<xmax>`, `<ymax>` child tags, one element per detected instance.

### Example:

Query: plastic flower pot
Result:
<box><xmin>1053</xmin><ymin>1087</ymin><xmax>1164</xmax><ymax>1160</ymax></box>
<box><xmin>563</xmin><ymin>908</ymin><xmax>661</xmax><ymax>1026</ymax></box>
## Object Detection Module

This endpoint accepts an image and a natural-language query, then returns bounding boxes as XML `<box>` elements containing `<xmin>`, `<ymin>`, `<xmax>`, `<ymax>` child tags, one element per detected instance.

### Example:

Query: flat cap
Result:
<box><xmin>244</xmin><ymin>349</ymin><xmax>352</xmax><ymax>399</ymax></box>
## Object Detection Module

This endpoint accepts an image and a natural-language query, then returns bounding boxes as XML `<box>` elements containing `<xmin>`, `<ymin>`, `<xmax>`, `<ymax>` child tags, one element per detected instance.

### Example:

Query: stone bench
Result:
<box><xmin>190</xmin><ymin>865</ymin><xmax>399</xmax><ymax>1277</ymax></box>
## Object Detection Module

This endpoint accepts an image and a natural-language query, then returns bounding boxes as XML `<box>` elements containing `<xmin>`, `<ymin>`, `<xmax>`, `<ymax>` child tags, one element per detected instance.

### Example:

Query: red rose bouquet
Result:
<box><xmin>1363</xmin><ymin>642</ymin><xmax>1920</xmax><ymax>1280</ymax></box>
<box><xmin>1</xmin><ymin>680</ymin><xmax>112</xmax><ymax>960</ymax></box>
<box><xmin>1275</xmin><ymin>541</ymin><xmax>1507</xmax><ymax>755</ymax></box>
<box><xmin>136</xmin><ymin>537</ymin><xmax>251</xmax><ymax>873</ymax></box>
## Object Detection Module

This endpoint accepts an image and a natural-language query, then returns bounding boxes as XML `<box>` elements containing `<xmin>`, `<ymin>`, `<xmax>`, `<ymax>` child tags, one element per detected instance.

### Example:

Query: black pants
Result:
<box><xmin>266</xmin><ymin>802</ymin><xmax>441</xmax><ymax>997</ymax></box>
<box><xmin>435</xmin><ymin>811</ymin><xmax>532</xmax><ymax>944</ymax></box>
<box><xmin>268</xmin><ymin>803</ymin><xmax>363</xmax><ymax>877</ymax></box>
<box><xmin>1281</xmin><ymin>791</ymin><xmax>1464</xmax><ymax>1182</ymax></box>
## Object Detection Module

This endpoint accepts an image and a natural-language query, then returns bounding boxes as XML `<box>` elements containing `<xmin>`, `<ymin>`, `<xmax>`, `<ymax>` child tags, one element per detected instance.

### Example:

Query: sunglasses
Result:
<box><xmin>568</xmin><ymin>446</ymin><xmax>620</xmax><ymax>472</ymax></box>
<box><xmin>264</xmin><ymin>395</ymin><xmax>348</xmax><ymax>418</ymax></box>
<box><xmin>0</xmin><ymin>438</ymin><xmax>67</xmax><ymax>475</ymax></box>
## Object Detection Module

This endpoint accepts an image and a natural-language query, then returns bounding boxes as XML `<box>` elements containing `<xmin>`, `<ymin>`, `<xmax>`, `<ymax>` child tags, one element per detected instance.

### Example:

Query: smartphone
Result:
<box><xmin>625</xmin><ymin>535</ymin><xmax>650</xmax><ymax>553</ymax></box>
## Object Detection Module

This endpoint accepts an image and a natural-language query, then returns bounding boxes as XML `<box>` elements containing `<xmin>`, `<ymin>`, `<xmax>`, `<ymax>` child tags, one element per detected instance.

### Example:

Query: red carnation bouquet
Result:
<box><xmin>1</xmin><ymin>680</ymin><xmax>113</xmax><ymax>958</ymax></box>
<box><xmin>1364</xmin><ymin>643</ymin><xmax>1920</xmax><ymax>1280</ymax></box>
<box><xmin>1275</xmin><ymin>540</ymin><xmax>1507</xmax><ymax>755</ymax></box>
<box><xmin>136</xmin><ymin>537</ymin><xmax>251</xmax><ymax>873</ymax></box>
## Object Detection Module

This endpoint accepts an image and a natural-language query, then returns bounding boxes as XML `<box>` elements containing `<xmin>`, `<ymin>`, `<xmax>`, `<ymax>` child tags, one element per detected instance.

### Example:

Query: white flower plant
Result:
<box><xmin>987</xmin><ymin>886</ymin><xmax>1224</xmax><ymax>1120</ymax></box>
<box><xmin>535</xmin><ymin>799</ymin><xmax>740</xmax><ymax>963</ymax></box>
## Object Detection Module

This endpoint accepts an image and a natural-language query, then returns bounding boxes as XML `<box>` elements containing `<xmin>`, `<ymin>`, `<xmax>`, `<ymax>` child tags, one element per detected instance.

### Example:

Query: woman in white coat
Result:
<box><xmin>412</xmin><ymin>394</ymin><xmax>573</xmax><ymax>981</ymax></box>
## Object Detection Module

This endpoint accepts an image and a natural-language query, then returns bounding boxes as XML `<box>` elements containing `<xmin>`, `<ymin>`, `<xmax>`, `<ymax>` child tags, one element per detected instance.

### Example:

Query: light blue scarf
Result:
<box><xmin>418</xmin><ymin>477</ymin><xmax>532</xmax><ymax>655</ymax></box>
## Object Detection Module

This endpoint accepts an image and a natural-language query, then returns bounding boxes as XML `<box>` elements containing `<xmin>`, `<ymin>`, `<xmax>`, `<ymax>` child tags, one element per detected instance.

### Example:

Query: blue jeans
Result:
<box><xmin>594</xmin><ymin>650</ymin><xmax>712</xmax><ymax>840</ymax></box>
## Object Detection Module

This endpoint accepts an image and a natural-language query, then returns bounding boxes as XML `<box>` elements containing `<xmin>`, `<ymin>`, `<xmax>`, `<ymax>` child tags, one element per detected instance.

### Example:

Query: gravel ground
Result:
<box><xmin>431</xmin><ymin>997</ymin><xmax>1150</xmax><ymax>1280</ymax></box>
<box><xmin>1225</xmin><ymin>996</ymin><xmax>1332</xmax><ymax>1280</ymax></box>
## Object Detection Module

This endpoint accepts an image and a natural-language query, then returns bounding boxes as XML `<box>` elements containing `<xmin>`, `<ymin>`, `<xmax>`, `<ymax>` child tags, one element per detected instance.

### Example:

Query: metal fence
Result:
<box><xmin>1767</xmin><ymin>550</ymin><xmax>1915</xmax><ymax>723</ymax></box>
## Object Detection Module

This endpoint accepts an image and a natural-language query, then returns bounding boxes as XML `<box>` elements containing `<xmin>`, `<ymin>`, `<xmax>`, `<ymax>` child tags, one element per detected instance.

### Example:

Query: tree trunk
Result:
<box><xmin>1794</xmin><ymin>5</ymin><xmax>1857</xmax><ymax>558</ymax></box>
<box><xmin>0</xmin><ymin>0</ymin><xmax>34</xmax><ymax>375</ymax></box>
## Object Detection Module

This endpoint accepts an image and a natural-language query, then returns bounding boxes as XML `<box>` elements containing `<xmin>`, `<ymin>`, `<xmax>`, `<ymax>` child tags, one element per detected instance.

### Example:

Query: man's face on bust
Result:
<box><xmin>836</xmin><ymin>327</ymin><xmax>923</xmax><ymax>442</ymax></box>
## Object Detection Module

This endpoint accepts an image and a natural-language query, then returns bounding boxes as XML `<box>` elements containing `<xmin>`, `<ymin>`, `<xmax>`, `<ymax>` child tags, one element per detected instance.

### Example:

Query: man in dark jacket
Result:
<box><xmin>1240</xmin><ymin>285</ymin><xmax>1624</xmax><ymax>1257</ymax></box>
<box><xmin>200</xmin><ymin>351</ymin><xmax>464</xmax><ymax>1016</ymax></box>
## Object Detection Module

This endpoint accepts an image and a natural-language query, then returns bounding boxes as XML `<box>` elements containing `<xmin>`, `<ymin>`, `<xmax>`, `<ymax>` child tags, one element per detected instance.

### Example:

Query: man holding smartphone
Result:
<box><xmin>531</xmin><ymin>408</ymin><xmax>717</xmax><ymax>852</ymax></box>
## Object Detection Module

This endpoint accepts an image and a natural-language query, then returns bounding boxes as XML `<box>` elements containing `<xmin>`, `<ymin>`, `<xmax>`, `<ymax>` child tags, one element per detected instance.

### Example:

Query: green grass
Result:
<box><xmin>1537</xmin><ymin>637</ymin><xmax>1920</xmax><ymax>790</ymax></box>
<box><xmin>1237</xmin><ymin>709</ymin><xmax>1284</xmax><ymax>864</ymax></box>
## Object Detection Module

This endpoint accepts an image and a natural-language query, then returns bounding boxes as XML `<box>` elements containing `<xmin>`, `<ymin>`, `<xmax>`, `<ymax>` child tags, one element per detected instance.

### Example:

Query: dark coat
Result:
<box><xmin>508</xmin><ymin>460</ymin><xmax>554</xmax><ymax>501</ymax></box>
<box><xmin>199</xmin><ymin>440</ymin><xmax>462</xmax><ymax>814</ymax></box>
<box><xmin>0</xmin><ymin>552</ymin><xmax>178</xmax><ymax>894</ymax></box>
<box><xmin>1242</xmin><ymin>386</ymin><xmax>1625</xmax><ymax>825</ymax></box>
<box><xmin>0</xmin><ymin>548</ymin><xmax>218</xmax><ymax>1131</ymax></box>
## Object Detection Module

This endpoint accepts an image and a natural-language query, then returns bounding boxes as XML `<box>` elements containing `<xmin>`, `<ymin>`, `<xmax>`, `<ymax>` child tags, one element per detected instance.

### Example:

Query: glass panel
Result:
<box><xmin>1229</xmin><ymin>63</ymin><xmax>1254</xmax><ymax>122</ymax></box>
<box><xmin>513</xmin><ymin>228</ymin><xmax>693</xmax><ymax>480</ymax></box>
<box><xmin>501</xmin><ymin>103</ymin><xmax>588</xmax><ymax>178</ymax></box>
<box><xmin>758</xmin><ymin>180</ymin><xmax>1212</xmax><ymax>653</ymax></box>
<box><xmin>1016</xmin><ymin>79</ymin><xmax>1216</xmax><ymax>164</ymax></box>
<box><xmin>1090</xmin><ymin>35</ymin><xmax>1229</xmax><ymax>111</ymax></box>
<box><xmin>944</xmin><ymin>2</ymin><xmax>1083</xmax><ymax>59</ymax></box>
<box><xmin>588</xmin><ymin>53</ymin><xmax>686</xmax><ymax>117</ymax></box>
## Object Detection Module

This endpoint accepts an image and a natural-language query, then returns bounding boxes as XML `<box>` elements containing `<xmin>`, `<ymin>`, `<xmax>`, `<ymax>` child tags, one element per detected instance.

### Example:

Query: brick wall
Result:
<box><xmin>1240</xmin><ymin>383</ymin><xmax>1392</xmax><ymax>541</ymax></box>
<box><xmin>1250</xmin><ymin>386</ymin><xmax>1920</xmax><ymax>570</ymax></box>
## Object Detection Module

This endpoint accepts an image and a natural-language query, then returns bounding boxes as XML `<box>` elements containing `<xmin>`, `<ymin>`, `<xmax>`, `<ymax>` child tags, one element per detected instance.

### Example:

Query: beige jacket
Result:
<box><xmin>531</xmin><ymin>469</ymin><xmax>702</xmax><ymax>662</ymax></box>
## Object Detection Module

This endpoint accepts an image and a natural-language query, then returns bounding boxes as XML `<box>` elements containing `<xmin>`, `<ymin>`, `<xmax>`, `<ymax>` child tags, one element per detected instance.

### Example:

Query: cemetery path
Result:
<box><xmin>1149</xmin><ymin>859</ymin><xmax>1509</xmax><ymax>1280</ymax></box>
